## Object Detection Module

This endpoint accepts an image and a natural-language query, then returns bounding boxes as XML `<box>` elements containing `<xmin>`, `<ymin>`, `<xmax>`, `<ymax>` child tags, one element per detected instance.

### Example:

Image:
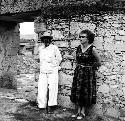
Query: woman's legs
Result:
<box><xmin>78</xmin><ymin>106</ymin><xmax>81</xmax><ymax>114</ymax></box>
<box><xmin>71</xmin><ymin>105</ymin><xmax>85</xmax><ymax>118</ymax></box>
<box><xmin>81</xmin><ymin>106</ymin><xmax>85</xmax><ymax>115</ymax></box>
<box><xmin>76</xmin><ymin>106</ymin><xmax>85</xmax><ymax>119</ymax></box>
<box><xmin>71</xmin><ymin>105</ymin><xmax>80</xmax><ymax>117</ymax></box>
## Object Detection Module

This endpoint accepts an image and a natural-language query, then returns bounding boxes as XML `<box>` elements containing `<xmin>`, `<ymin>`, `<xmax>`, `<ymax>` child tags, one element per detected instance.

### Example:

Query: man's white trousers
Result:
<box><xmin>37</xmin><ymin>69</ymin><xmax>58</xmax><ymax>108</ymax></box>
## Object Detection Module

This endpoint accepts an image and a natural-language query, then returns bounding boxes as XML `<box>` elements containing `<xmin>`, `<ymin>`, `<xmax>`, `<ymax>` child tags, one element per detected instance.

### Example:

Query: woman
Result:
<box><xmin>70</xmin><ymin>30</ymin><xmax>101</xmax><ymax>119</ymax></box>
<box><xmin>36</xmin><ymin>36</ymin><xmax>62</xmax><ymax>113</ymax></box>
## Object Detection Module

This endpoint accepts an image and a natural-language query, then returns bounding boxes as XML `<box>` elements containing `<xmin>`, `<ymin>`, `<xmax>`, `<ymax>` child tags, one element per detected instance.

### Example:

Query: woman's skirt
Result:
<box><xmin>70</xmin><ymin>65</ymin><xmax>96</xmax><ymax>106</ymax></box>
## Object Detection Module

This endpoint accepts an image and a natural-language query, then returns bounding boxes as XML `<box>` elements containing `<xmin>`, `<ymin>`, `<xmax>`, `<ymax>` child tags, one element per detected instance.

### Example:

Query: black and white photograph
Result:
<box><xmin>0</xmin><ymin>0</ymin><xmax>125</xmax><ymax>120</ymax></box>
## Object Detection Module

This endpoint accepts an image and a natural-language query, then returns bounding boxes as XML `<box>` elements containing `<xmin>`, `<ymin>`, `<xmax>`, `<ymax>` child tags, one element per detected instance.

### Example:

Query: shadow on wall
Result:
<box><xmin>0</xmin><ymin>72</ymin><xmax>16</xmax><ymax>89</ymax></box>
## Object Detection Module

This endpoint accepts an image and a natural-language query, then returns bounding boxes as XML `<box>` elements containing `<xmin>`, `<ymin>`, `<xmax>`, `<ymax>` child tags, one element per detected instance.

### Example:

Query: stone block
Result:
<box><xmin>58</xmin><ymin>94</ymin><xmax>75</xmax><ymax>109</ymax></box>
<box><xmin>11</xmin><ymin>34</ymin><xmax>20</xmax><ymax>47</ymax></box>
<box><xmin>105</xmin><ymin>29</ymin><xmax>116</xmax><ymax>37</ymax></box>
<box><xmin>97</xmin><ymin>27</ymin><xmax>106</xmax><ymax>36</ymax></box>
<box><xmin>58</xmin><ymin>84</ymin><xmax>71</xmax><ymax>96</ymax></box>
<box><xmin>8</xmin><ymin>47</ymin><xmax>19</xmax><ymax>56</ymax></box>
<box><xmin>13</xmin><ymin>24</ymin><xmax>20</xmax><ymax>33</ymax></box>
<box><xmin>34</xmin><ymin>22</ymin><xmax>47</xmax><ymax>33</ymax></box>
<box><xmin>94</xmin><ymin>37</ymin><xmax>103</xmax><ymax>50</ymax></box>
<box><xmin>105</xmin><ymin>107</ymin><xmax>120</xmax><ymax>118</ymax></box>
<box><xmin>118</xmin><ymin>30</ymin><xmax>125</xmax><ymax>36</ymax></box>
<box><xmin>62</xmin><ymin>48</ymin><xmax>75</xmax><ymax>60</ymax></box>
<box><xmin>115</xmin><ymin>35</ymin><xmax>125</xmax><ymax>41</ymax></box>
<box><xmin>59</xmin><ymin>72</ymin><xmax>73</xmax><ymax>85</ymax></box>
<box><xmin>114</xmin><ymin>41</ymin><xmax>125</xmax><ymax>52</ymax></box>
<box><xmin>51</xmin><ymin>30</ymin><xmax>64</xmax><ymax>40</ymax></box>
<box><xmin>98</xmin><ymin>84</ymin><xmax>110</xmax><ymax>94</ymax></box>
<box><xmin>70</xmin><ymin>40</ymin><xmax>80</xmax><ymax>48</ymax></box>
<box><xmin>98</xmin><ymin>65</ymin><xmax>109</xmax><ymax>74</ymax></box>
<box><xmin>61</xmin><ymin>60</ymin><xmax>72</xmax><ymax>69</ymax></box>
<box><xmin>112</xmin><ymin>23</ymin><xmax>121</xmax><ymax>28</ymax></box>
<box><xmin>16</xmin><ymin>73</ymin><xmax>37</xmax><ymax>102</ymax></box>
<box><xmin>70</xmin><ymin>22</ymin><xmax>96</xmax><ymax>35</ymax></box>
<box><xmin>0</xmin><ymin>72</ymin><xmax>17</xmax><ymax>89</ymax></box>
<box><xmin>89</xmin><ymin>104</ymin><xmax>103</xmax><ymax>116</ymax></box>
<box><xmin>119</xmin><ymin>108</ymin><xmax>125</xmax><ymax>117</ymax></box>
<box><xmin>53</xmin><ymin>40</ymin><xmax>69</xmax><ymax>48</ymax></box>
<box><xmin>121</xmin><ymin>75</ymin><xmax>125</xmax><ymax>84</ymax></box>
<box><xmin>25</xmin><ymin>91</ymin><xmax>37</xmax><ymax>102</ymax></box>
<box><xmin>122</xmin><ymin>87</ymin><xmax>125</xmax><ymax>98</ymax></box>
<box><xmin>104</xmin><ymin>42</ymin><xmax>115</xmax><ymax>51</ymax></box>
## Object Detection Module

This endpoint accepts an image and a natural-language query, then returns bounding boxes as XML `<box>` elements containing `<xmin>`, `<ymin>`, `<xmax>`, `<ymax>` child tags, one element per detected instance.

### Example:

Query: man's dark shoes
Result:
<box><xmin>47</xmin><ymin>106</ymin><xmax>56</xmax><ymax>114</ymax></box>
<box><xmin>39</xmin><ymin>108</ymin><xmax>46</xmax><ymax>113</ymax></box>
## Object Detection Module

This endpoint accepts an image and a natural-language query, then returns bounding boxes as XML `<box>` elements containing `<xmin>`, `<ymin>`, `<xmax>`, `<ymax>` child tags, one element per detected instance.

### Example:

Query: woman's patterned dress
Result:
<box><xmin>70</xmin><ymin>45</ymin><xmax>99</xmax><ymax>106</ymax></box>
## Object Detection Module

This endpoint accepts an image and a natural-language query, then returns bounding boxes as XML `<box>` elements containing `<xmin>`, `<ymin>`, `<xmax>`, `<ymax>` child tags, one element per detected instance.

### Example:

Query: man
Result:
<box><xmin>35</xmin><ymin>36</ymin><xmax>62</xmax><ymax>113</ymax></box>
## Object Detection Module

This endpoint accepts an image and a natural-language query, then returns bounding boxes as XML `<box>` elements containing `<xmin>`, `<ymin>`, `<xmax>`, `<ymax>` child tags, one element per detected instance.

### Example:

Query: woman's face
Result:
<box><xmin>79</xmin><ymin>33</ymin><xmax>89</xmax><ymax>45</ymax></box>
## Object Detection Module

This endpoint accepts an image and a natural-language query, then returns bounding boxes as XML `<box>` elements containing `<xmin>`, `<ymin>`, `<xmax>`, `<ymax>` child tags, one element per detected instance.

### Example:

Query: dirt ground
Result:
<box><xmin>0</xmin><ymin>88</ymin><xmax>119</xmax><ymax>121</ymax></box>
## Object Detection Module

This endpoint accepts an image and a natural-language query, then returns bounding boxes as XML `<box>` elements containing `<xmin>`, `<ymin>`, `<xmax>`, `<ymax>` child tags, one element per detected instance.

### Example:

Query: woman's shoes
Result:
<box><xmin>71</xmin><ymin>114</ymin><xmax>76</xmax><ymax>118</ymax></box>
<box><xmin>71</xmin><ymin>113</ymin><xmax>79</xmax><ymax>118</ymax></box>
<box><xmin>71</xmin><ymin>113</ymin><xmax>85</xmax><ymax>119</ymax></box>
<box><xmin>76</xmin><ymin>113</ymin><xmax>85</xmax><ymax>120</ymax></box>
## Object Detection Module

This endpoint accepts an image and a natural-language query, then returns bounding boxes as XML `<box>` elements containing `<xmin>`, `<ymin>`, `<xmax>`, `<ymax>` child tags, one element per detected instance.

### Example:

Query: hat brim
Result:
<box><xmin>40</xmin><ymin>36</ymin><xmax>53</xmax><ymax>40</ymax></box>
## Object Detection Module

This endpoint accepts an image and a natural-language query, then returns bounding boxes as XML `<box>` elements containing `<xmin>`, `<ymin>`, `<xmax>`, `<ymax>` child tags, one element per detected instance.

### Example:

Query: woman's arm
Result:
<box><xmin>92</xmin><ymin>47</ymin><xmax>101</xmax><ymax>68</ymax></box>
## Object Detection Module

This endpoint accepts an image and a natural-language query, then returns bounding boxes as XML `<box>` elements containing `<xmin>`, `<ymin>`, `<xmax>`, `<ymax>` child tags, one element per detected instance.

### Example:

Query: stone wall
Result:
<box><xmin>35</xmin><ymin>13</ymin><xmax>125</xmax><ymax>118</ymax></box>
<box><xmin>16</xmin><ymin>12</ymin><xmax>125</xmax><ymax>118</ymax></box>
<box><xmin>0</xmin><ymin>21</ymin><xmax>19</xmax><ymax>89</ymax></box>
<box><xmin>0</xmin><ymin>0</ymin><xmax>43</xmax><ymax>14</ymax></box>
<box><xmin>0</xmin><ymin>0</ymin><xmax>98</xmax><ymax>14</ymax></box>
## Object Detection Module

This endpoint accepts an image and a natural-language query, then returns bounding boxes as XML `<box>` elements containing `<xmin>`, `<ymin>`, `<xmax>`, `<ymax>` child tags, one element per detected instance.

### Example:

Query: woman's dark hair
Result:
<box><xmin>80</xmin><ymin>29</ymin><xmax>95</xmax><ymax>44</ymax></box>
<box><xmin>39</xmin><ymin>36</ymin><xmax>53</xmax><ymax>47</ymax></box>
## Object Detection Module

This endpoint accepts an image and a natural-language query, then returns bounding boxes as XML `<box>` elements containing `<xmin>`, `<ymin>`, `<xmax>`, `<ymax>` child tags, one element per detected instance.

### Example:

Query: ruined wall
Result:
<box><xmin>1</xmin><ymin>0</ymin><xmax>125</xmax><ymax>16</ymax></box>
<box><xmin>34</xmin><ymin>13</ymin><xmax>125</xmax><ymax>118</ymax></box>
<box><xmin>0</xmin><ymin>0</ymin><xmax>98</xmax><ymax>14</ymax></box>
<box><xmin>0</xmin><ymin>0</ymin><xmax>43</xmax><ymax>14</ymax></box>
<box><xmin>16</xmin><ymin>12</ymin><xmax>125</xmax><ymax>118</ymax></box>
<box><xmin>0</xmin><ymin>21</ymin><xmax>19</xmax><ymax>89</ymax></box>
